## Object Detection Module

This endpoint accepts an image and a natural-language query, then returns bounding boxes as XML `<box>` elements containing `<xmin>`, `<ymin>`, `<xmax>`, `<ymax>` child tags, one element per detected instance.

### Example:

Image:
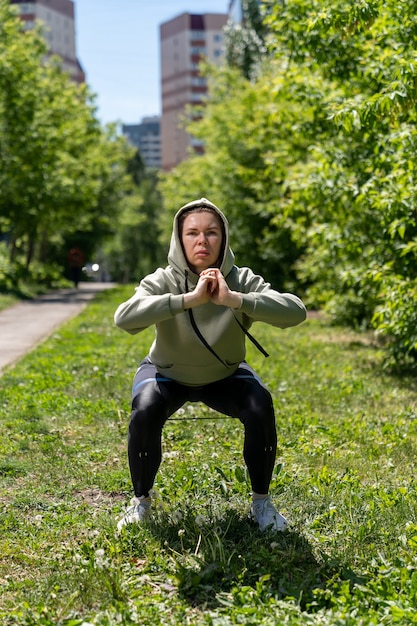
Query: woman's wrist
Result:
<box><xmin>183</xmin><ymin>292</ymin><xmax>193</xmax><ymax>310</ymax></box>
<box><xmin>183</xmin><ymin>291</ymin><xmax>203</xmax><ymax>310</ymax></box>
<box><xmin>183</xmin><ymin>289</ymin><xmax>242</xmax><ymax>310</ymax></box>
<box><xmin>230</xmin><ymin>292</ymin><xmax>243</xmax><ymax>309</ymax></box>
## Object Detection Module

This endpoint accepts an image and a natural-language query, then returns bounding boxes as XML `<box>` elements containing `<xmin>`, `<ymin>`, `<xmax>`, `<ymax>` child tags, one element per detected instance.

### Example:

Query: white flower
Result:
<box><xmin>94</xmin><ymin>548</ymin><xmax>109</xmax><ymax>569</ymax></box>
<box><xmin>163</xmin><ymin>450</ymin><xmax>180</xmax><ymax>459</ymax></box>
<box><xmin>171</xmin><ymin>511</ymin><xmax>183</xmax><ymax>524</ymax></box>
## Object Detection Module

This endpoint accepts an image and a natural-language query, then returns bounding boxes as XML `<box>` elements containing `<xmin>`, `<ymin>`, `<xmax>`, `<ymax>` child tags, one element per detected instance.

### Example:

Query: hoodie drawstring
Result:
<box><xmin>184</xmin><ymin>270</ymin><xmax>269</xmax><ymax>366</ymax></box>
<box><xmin>232</xmin><ymin>314</ymin><xmax>269</xmax><ymax>358</ymax></box>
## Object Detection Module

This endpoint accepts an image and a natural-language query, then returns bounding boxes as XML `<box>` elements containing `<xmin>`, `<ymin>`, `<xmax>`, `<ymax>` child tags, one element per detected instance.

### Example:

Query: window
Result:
<box><xmin>191</xmin><ymin>30</ymin><xmax>205</xmax><ymax>40</ymax></box>
<box><xmin>20</xmin><ymin>3</ymin><xmax>34</xmax><ymax>14</ymax></box>
<box><xmin>191</xmin><ymin>46</ymin><xmax>206</xmax><ymax>55</ymax></box>
<box><xmin>191</xmin><ymin>77</ymin><xmax>207</xmax><ymax>86</ymax></box>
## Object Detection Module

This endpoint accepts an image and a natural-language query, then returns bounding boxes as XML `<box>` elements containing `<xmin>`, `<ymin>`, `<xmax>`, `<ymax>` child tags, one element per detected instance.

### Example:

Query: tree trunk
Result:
<box><xmin>39</xmin><ymin>228</ymin><xmax>49</xmax><ymax>263</ymax></box>
<box><xmin>25</xmin><ymin>231</ymin><xmax>37</xmax><ymax>269</ymax></box>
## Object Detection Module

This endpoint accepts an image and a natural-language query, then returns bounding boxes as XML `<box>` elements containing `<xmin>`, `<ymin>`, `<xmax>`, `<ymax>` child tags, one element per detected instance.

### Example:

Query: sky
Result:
<box><xmin>76</xmin><ymin>1</ymin><xmax>229</xmax><ymax>126</ymax></box>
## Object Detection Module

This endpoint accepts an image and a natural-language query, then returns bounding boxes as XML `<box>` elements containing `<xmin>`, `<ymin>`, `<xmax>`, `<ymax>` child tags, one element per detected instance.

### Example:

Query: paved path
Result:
<box><xmin>0</xmin><ymin>282</ymin><xmax>116</xmax><ymax>374</ymax></box>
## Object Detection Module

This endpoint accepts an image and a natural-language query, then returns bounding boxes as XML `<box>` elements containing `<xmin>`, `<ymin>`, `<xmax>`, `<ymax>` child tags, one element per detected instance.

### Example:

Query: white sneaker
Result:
<box><xmin>250</xmin><ymin>496</ymin><xmax>288</xmax><ymax>532</ymax></box>
<box><xmin>117</xmin><ymin>496</ymin><xmax>151</xmax><ymax>531</ymax></box>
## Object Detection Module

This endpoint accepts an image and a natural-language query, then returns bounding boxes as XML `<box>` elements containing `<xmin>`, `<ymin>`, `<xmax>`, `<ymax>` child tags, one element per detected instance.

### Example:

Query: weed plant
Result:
<box><xmin>1</xmin><ymin>286</ymin><xmax>417</xmax><ymax>624</ymax></box>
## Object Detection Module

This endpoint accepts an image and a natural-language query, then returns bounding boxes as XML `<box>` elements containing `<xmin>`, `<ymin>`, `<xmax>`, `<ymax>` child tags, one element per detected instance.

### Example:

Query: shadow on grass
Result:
<box><xmin>143</xmin><ymin>509</ymin><xmax>362</xmax><ymax>613</ymax></box>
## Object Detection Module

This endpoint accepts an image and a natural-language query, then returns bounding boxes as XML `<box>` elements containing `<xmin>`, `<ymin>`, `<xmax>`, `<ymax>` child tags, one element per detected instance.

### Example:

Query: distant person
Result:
<box><xmin>67</xmin><ymin>247</ymin><xmax>85</xmax><ymax>288</ymax></box>
<box><xmin>114</xmin><ymin>198</ymin><xmax>307</xmax><ymax>532</ymax></box>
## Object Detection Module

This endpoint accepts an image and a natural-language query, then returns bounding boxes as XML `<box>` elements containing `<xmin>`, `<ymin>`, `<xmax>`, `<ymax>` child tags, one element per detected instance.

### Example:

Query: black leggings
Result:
<box><xmin>128</xmin><ymin>358</ymin><xmax>277</xmax><ymax>497</ymax></box>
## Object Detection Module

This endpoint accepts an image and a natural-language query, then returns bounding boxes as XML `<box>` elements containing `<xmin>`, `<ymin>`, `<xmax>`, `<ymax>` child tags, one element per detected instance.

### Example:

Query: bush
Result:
<box><xmin>372</xmin><ymin>276</ymin><xmax>417</xmax><ymax>370</ymax></box>
<box><xmin>0</xmin><ymin>243</ymin><xmax>70</xmax><ymax>297</ymax></box>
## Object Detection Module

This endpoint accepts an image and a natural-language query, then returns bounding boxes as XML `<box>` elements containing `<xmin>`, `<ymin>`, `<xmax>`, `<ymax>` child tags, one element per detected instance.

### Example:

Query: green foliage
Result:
<box><xmin>372</xmin><ymin>276</ymin><xmax>417</xmax><ymax>370</ymax></box>
<box><xmin>105</xmin><ymin>154</ymin><xmax>166</xmax><ymax>283</ymax></box>
<box><xmin>2</xmin><ymin>290</ymin><xmax>417</xmax><ymax>623</ymax></box>
<box><xmin>264</xmin><ymin>0</ymin><xmax>417</xmax><ymax>366</ymax></box>
<box><xmin>0</xmin><ymin>241</ymin><xmax>68</xmax><ymax>297</ymax></box>
<box><xmin>0</xmin><ymin>0</ymin><xmax>134</xmax><ymax>285</ymax></box>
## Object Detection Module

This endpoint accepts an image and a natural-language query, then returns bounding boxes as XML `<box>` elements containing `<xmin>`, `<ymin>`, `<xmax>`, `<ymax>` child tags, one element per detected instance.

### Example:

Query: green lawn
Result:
<box><xmin>1</xmin><ymin>286</ymin><xmax>416</xmax><ymax>625</ymax></box>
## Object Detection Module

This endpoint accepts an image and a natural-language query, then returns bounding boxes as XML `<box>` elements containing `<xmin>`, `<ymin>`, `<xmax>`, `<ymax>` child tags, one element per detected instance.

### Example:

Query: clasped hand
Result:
<box><xmin>183</xmin><ymin>268</ymin><xmax>242</xmax><ymax>310</ymax></box>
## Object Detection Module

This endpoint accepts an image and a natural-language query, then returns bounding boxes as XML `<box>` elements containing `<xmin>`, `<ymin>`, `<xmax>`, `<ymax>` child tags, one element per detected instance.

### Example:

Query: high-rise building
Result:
<box><xmin>10</xmin><ymin>0</ymin><xmax>85</xmax><ymax>83</ymax></box>
<box><xmin>122</xmin><ymin>116</ymin><xmax>161</xmax><ymax>169</ymax></box>
<box><xmin>160</xmin><ymin>12</ymin><xmax>228</xmax><ymax>171</ymax></box>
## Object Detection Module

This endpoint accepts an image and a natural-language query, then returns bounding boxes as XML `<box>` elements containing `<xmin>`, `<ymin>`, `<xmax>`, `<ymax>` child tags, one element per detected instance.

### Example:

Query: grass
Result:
<box><xmin>0</xmin><ymin>293</ymin><xmax>19</xmax><ymax>311</ymax></box>
<box><xmin>1</xmin><ymin>285</ymin><xmax>417</xmax><ymax>625</ymax></box>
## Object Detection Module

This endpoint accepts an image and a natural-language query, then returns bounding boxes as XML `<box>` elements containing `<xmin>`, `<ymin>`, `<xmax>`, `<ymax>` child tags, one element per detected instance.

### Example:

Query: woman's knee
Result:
<box><xmin>247</xmin><ymin>384</ymin><xmax>274</xmax><ymax>417</ymax></box>
<box><xmin>129</xmin><ymin>385</ymin><xmax>166</xmax><ymax>434</ymax></box>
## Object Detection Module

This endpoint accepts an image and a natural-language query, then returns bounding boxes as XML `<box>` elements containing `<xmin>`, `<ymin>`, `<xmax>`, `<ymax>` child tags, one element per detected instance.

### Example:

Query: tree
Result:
<box><xmin>105</xmin><ymin>154</ymin><xmax>165</xmax><ymax>283</ymax></box>
<box><xmin>0</xmin><ymin>0</ymin><xmax>133</xmax><ymax>283</ymax></box>
<box><xmin>264</xmin><ymin>0</ymin><xmax>417</xmax><ymax>366</ymax></box>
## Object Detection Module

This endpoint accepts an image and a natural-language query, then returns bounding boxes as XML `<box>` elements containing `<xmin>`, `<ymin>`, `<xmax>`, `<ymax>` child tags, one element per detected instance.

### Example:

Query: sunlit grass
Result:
<box><xmin>1</xmin><ymin>286</ymin><xmax>417</xmax><ymax>624</ymax></box>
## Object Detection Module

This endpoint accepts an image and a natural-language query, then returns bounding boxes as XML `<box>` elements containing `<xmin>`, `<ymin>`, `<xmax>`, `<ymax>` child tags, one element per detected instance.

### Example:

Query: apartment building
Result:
<box><xmin>122</xmin><ymin>116</ymin><xmax>161</xmax><ymax>169</ymax></box>
<box><xmin>10</xmin><ymin>0</ymin><xmax>85</xmax><ymax>83</ymax></box>
<box><xmin>160</xmin><ymin>12</ymin><xmax>228</xmax><ymax>171</ymax></box>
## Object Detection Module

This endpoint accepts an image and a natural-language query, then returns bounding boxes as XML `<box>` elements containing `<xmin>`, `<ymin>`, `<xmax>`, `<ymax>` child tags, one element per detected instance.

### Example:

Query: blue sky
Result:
<box><xmin>76</xmin><ymin>1</ymin><xmax>229</xmax><ymax>126</ymax></box>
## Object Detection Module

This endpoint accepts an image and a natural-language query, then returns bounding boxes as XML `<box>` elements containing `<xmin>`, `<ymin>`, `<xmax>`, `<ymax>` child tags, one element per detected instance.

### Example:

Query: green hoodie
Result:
<box><xmin>114</xmin><ymin>198</ymin><xmax>306</xmax><ymax>385</ymax></box>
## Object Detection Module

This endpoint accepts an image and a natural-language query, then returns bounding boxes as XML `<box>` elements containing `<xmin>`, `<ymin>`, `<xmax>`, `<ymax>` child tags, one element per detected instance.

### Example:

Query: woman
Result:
<box><xmin>114</xmin><ymin>198</ymin><xmax>306</xmax><ymax>532</ymax></box>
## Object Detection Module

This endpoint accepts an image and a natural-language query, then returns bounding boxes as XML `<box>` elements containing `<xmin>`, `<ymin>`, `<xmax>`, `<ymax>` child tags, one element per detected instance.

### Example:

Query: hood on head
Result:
<box><xmin>167</xmin><ymin>197</ymin><xmax>235</xmax><ymax>281</ymax></box>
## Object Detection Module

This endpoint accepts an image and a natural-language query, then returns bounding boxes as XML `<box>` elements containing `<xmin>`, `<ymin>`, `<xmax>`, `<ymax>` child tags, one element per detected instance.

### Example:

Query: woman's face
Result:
<box><xmin>181</xmin><ymin>211</ymin><xmax>223</xmax><ymax>273</ymax></box>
